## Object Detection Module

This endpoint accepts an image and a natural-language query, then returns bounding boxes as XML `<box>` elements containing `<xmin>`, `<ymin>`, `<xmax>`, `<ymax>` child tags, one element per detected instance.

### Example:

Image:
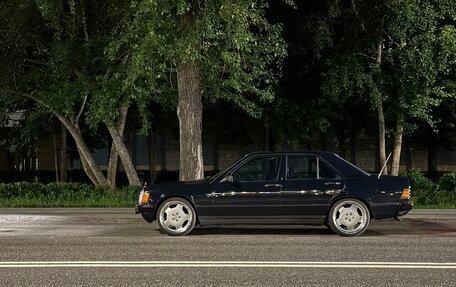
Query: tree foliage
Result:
<box><xmin>321</xmin><ymin>0</ymin><xmax>455</xmax><ymax>130</ymax></box>
<box><xmin>0</xmin><ymin>0</ymin><xmax>454</xmax><ymax>183</ymax></box>
<box><xmin>110</xmin><ymin>0</ymin><xmax>287</xmax><ymax>117</ymax></box>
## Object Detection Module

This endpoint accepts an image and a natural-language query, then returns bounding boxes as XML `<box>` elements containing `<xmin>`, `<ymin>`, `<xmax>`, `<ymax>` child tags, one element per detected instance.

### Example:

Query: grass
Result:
<box><xmin>0</xmin><ymin>182</ymin><xmax>455</xmax><ymax>209</ymax></box>
<box><xmin>0</xmin><ymin>182</ymin><xmax>138</xmax><ymax>208</ymax></box>
<box><xmin>0</xmin><ymin>192</ymin><xmax>137</xmax><ymax>208</ymax></box>
<box><xmin>411</xmin><ymin>189</ymin><xmax>456</xmax><ymax>209</ymax></box>
<box><xmin>414</xmin><ymin>204</ymin><xmax>456</xmax><ymax>209</ymax></box>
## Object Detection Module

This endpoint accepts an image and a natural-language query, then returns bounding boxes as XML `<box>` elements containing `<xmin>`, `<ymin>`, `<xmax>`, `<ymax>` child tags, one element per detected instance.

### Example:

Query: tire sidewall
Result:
<box><xmin>328</xmin><ymin>198</ymin><xmax>370</xmax><ymax>237</ymax></box>
<box><xmin>157</xmin><ymin>197</ymin><xmax>196</xmax><ymax>236</ymax></box>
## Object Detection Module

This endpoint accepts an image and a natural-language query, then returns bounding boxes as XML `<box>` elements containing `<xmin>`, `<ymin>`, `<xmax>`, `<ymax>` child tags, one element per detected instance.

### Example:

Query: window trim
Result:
<box><xmin>285</xmin><ymin>154</ymin><xmax>342</xmax><ymax>181</ymax></box>
<box><xmin>229</xmin><ymin>155</ymin><xmax>282</xmax><ymax>183</ymax></box>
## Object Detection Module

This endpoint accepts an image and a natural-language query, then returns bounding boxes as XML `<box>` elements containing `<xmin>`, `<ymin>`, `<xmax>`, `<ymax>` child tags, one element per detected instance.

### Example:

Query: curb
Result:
<box><xmin>407</xmin><ymin>209</ymin><xmax>456</xmax><ymax>222</ymax></box>
<box><xmin>0</xmin><ymin>208</ymin><xmax>455</xmax><ymax>224</ymax></box>
<box><xmin>0</xmin><ymin>208</ymin><xmax>142</xmax><ymax>224</ymax></box>
<box><xmin>0</xmin><ymin>214</ymin><xmax>144</xmax><ymax>225</ymax></box>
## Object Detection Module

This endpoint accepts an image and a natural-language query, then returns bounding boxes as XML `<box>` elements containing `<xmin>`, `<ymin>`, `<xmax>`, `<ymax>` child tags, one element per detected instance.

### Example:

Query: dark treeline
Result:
<box><xmin>0</xmin><ymin>0</ymin><xmax>454</xmax><ymax>186</ymax></box>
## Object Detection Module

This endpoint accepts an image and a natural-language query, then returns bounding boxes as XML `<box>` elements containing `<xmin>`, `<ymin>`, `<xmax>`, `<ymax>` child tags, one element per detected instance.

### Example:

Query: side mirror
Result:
<box><xmin>221</xmin><ymin>175</ymin><xmax>234</xmax><ymax>183</ymax></box>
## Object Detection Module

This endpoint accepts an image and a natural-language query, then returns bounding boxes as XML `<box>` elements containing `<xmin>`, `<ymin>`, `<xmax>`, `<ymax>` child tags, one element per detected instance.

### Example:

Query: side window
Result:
<box><xmin>233</xmin><ymin>156</ymin><xmax>281</xmax><ymax>182</ymax></box>
<box><xmin>287</xmin><ymin>156</ymin><xmax>338</xmax><ymax>180</ymax></box>
<box><xmin>319</xmin><ymin>160</ymin><xmax>339</xmax><ymax>179</ymax></box>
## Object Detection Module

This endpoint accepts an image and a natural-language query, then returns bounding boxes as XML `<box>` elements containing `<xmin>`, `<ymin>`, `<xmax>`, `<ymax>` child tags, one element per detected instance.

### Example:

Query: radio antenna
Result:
<box><xmin>378</xmin><ymin>152</ymin><xmax>392</xmax><ymax>179</ymax></box>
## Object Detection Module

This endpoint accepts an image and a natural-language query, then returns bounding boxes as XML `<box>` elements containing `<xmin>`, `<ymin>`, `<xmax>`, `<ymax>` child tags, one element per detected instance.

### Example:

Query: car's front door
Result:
<box><xmin>280</xmin><ymin>155</ymin><xmax>344</xmax><ymax>224</ymax></box>
<box><xmin>213</xmin><ymin>155</ymin><xmax>282</xmax><ymax>224</ymax></box>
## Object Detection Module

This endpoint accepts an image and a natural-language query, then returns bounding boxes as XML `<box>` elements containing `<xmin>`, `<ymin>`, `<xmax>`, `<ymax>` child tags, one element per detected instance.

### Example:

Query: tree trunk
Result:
<box><xmin>378</xmin><ymin>101</ymin><xmax>388</xmax><ymax>175</ymax></box>
<box><xmin>375</xmin><ymin>24</ymin><xmax>388</xmax><ymax>175</ymax></box>
<box><xmin>106</xmin><ymin>144</ymin><xmax>119</xmax><ymax>190</ymax></box>
<box><xmin>147</xmin><ymin>131</ymin><xmax>156</xmax><ymax>185</ymax></box>
<box><xmin>31</xmin><ymin>148</ymin><xmax>37</xmax><ymax>171</ymax></box>
<box><xmin>176</xmin><ymin>61</ymin><xmax>204</xmax><ymax>181</ymax></box>
<box><xmin>105</xmin><ymin>121</ymin><xmax>141</xmax><ymax>186</ymax></box>
<box><xmin>77</xmin><ymin>145</ymin><xmax>98</xmax><ymax>184</ymax></box>
<box><xmin>106</xmin><ymin>104</ymin><xmax>129</xmax><ymax>190</ymax></box>
<box><xmin>53</xmin><ymin>133</ymin><xmax>59</xmax><ymax>182</ymax></box>
<box><xmin>60</xmin><ymin>122</ymin><xmax>68</xmax><ymax>182</ymax></box>
<box><xmin>7</xmin><ymin>90</ymin><xmax>107</xmax><ymax>185</ymax></box>
<box><xmin>159</xmin><ymin>127</ymin><xmax>167</xmax><ymax>171</ymax></box>
<box><xmin>72</xmin><ymin>128</ymin><xmax>107</xmax><ymax>186</ymax></box>
<box><xmin>390</xmin><ymin>113</ymin><xmax>404</xmax><ymax>176</ymax></box>
<box><xmin>56</xmin><ymin>115</ymin><xmax>107</xmax><ymax>186</ymax></box>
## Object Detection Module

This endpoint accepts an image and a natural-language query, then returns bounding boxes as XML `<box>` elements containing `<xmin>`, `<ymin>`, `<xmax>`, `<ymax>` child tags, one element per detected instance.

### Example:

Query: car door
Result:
<box><xmin>280</xmin><ymin>154</ymin><xmax>344</xmax><ymax>224</ymax></box>
<box><xmin>212</xmin><ymin>155</ymin><xmax>282</xmax><ymax>223</ymax></box>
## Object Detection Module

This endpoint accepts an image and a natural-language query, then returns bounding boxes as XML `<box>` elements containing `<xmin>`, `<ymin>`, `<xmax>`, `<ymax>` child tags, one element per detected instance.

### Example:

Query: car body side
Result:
<box><xmin>136</xmin><ymin>152</ymin><xmax>412</xmax><ymax>226</ymax></box>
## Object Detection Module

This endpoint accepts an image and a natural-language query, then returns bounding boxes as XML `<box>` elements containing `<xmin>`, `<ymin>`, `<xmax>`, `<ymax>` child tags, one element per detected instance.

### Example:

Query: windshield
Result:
<box><xmin>208</xmin><ymin>154</ymin><xmax>250</xmax><ymax>181</ymax></box>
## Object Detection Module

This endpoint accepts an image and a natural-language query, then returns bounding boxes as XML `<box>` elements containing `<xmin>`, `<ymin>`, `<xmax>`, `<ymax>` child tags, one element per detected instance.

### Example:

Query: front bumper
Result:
<box><xmin>135</xmin><ymin>203</ymin><xmax>157</xmax><ymax>223</ymax></box>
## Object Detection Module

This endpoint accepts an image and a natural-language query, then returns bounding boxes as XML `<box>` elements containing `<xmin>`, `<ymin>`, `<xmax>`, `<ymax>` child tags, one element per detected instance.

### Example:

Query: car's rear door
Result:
<box><xmin>280</xmin><ymin>154</ymin><xmax>344</xmax><ymax>224</ymax></box>
<box><xmin>212</xmin><ymin>155</ymin><xmax>282</xmax><ymax>223</ymax></box>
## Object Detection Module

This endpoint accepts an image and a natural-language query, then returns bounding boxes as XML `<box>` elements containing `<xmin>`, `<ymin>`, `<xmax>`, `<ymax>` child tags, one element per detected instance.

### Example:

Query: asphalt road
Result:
<box><xmin>0</xmin><ymin>215</ymin><xmax>455</xmax><ymax>287</ymax></box>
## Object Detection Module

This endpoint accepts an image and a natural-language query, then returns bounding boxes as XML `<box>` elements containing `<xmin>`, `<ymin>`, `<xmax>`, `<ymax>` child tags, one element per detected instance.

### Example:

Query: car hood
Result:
<box><xmin>145</xmin><ymin>179</ymin><xmax>209</xmax><ymax>192</ymax></box>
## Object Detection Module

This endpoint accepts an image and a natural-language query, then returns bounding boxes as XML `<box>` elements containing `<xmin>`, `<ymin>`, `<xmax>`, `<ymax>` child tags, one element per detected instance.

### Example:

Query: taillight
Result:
<box><xmin>401</xmin><ymin>188</ymin><xmax>411</xmax><ymax>199</ymax></box>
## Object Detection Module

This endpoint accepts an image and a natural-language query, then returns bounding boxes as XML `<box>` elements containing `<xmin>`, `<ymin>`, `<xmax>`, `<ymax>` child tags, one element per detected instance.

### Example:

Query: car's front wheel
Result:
<box><xmin>328</xmin><ymin>198</ymin><xmax>370</xmax><ymax>236</ymax></box>
<box><xmin>157</xmin><ymin>198</ymin><xmax>196</xmax><ymax>236</ymax></box>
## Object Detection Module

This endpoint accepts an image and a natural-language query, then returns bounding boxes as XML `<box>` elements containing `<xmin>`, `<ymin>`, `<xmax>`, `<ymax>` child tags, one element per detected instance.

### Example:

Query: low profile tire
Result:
<box><xmin>157</xmin><ymin>198</ymin><xmax>196</xmax><ymax>236</ymax></box>
<box><xmin>328</xmin><ymin>198</ymin><xmax>370</xmax><ymax>237</ymax></box>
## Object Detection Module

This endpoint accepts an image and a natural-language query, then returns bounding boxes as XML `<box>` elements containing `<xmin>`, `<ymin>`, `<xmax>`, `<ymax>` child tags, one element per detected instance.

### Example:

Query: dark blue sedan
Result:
<box><xmin>136</xmin><ymin>151</ymin><xmax>412</xmax><ymax>236</ymax></box>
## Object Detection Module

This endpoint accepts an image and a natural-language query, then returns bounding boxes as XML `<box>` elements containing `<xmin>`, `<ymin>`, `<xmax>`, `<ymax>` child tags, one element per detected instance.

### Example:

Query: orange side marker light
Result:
<box><xmin>140</xmin><ymin>192</ymin><xmax>150</xmax><ymax>205</ymax></box>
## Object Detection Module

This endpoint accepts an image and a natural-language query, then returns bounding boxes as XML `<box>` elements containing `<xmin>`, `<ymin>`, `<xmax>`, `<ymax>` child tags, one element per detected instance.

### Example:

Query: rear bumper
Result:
<box><xmin>396</xmin><ymin>201</ymin><xmax>413</xmax><ymax>217</ymax></box>
<box><xmin>135</xmin><ymin>204</ymin><xmax>157</xmax><ymax>223</ymax></box>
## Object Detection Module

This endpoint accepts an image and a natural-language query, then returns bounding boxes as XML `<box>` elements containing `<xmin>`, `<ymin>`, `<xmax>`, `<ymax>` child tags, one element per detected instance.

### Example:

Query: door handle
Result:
<box><xmin>264</xmin><ymin>184</ymin><xmax>282</xmax><ymax>188</ymax></box>
<box><xmin>324</xmin><ymin>182</ymin><xmax>341</xmax><ymax>186</ymax></box>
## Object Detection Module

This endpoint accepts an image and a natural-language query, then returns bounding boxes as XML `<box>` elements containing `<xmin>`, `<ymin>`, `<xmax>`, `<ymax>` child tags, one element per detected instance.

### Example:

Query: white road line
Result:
<box><xmin>0</xmin><ymin>261</ymin><xmax>455</xmax><ymax>269</ymax></box>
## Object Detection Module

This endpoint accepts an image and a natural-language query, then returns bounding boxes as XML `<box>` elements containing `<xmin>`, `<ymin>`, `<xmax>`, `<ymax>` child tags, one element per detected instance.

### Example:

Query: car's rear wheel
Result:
<box><xmin>328</xmin><ymin>198</ymin><xmax>370</xmax><ymax>236</ymax></box>
<box><xmin>157</xmin><ymin>198</ymin><xmax>196</xmax><ymax>236</ymax></box>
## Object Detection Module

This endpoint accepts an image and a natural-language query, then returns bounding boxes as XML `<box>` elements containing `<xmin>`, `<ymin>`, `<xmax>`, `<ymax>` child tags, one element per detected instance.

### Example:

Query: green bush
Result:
<box><xmin>0</xmin><ymin>177</ymin><xmax>454</xmax><ymax>208</ymax></box>
<box><xmin>400</xmin><ymin>168</ymin><xmax>435</xmax><ymax>205</ymax></box>
<box><xmin>400</xmin><ymin>168</ymin><xmax>435</xmax><ymax>192</ymax></box>
<box><xmin>438</xmin><ymin>171</ymin><xmax>456</xmax><ymax>192</ymax></box>
<box><xmin>0</xmin><ymin>182</ymin><xmax>139</xmax><ymax>208</ymax></box>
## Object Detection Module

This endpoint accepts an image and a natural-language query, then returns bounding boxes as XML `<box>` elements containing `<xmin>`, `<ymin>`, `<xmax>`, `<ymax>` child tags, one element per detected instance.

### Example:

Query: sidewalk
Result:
<box><xmin>0</xmin><ymin>208</ymin><xmax>455</xmax><ymax>224</ymax></box>
<box><xmin>404</xmin><ymin>209</ymin><xmax>456</xmax><ymax>222</ymax></box>
<box><xmin>0</xmin><ymin>208</ymin><xmax>141</xmax><ymax>224</ymax></box>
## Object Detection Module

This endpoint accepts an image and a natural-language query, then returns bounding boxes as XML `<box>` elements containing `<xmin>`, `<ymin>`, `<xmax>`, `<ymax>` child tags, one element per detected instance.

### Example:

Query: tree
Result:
<box><xmin>320</xmin><ymin>0</ymin><xmax>455</xmax><ymax>175</ymax></box>
<box><xmin>382</xmin><ymin>0</ymin><xmax>455</xmax><ymax>175</ymax></box>
<box><xmin>0</xmin><ymin>0</ymin><xmax>144</xmax><ymax>186</ymax></box>
<box><xmin>263</xmin><ymin>1</ymin><xmax>373</xmax><ymax>154</ymax></box>
<box><xmin>114</xmin><ymin>0</ymin><xmax>288</xmax><ymax>180</ymax></box>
